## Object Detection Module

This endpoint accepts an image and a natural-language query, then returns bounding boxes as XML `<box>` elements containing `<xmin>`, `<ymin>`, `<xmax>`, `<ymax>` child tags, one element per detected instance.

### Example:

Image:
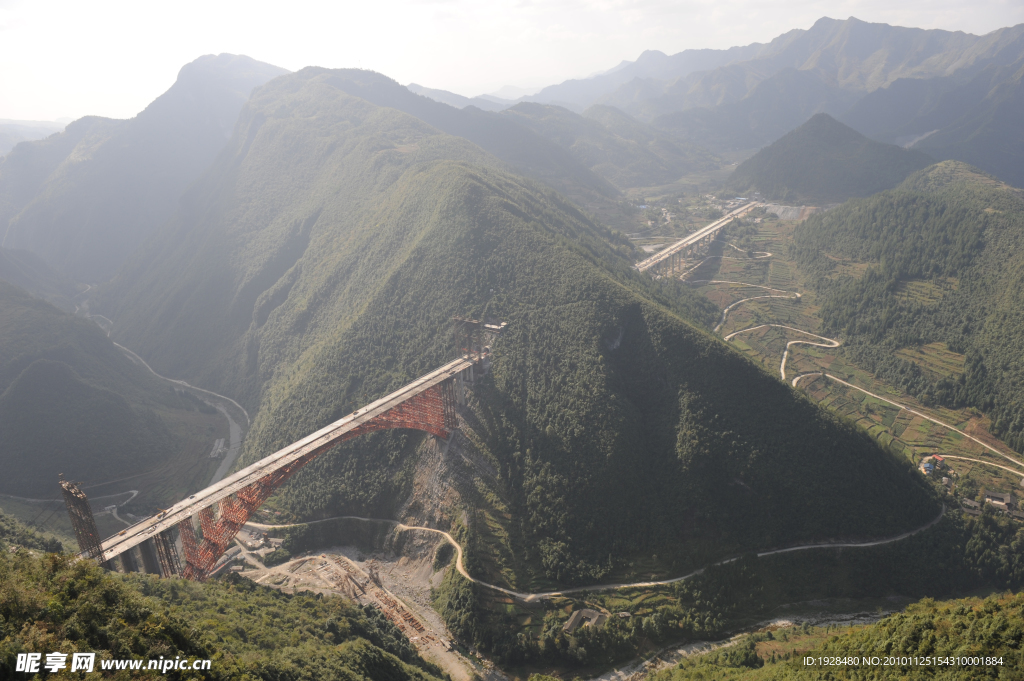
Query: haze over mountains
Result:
<box><xmin>0</xmin><ymin>279</ymin><xmax>208</xmax><ymax>496</ymax></box>
<box><xmin>0</xmin><ymin>119</ymin><xmax>66</xmax><ymax>156</ymax></box>
<box><xmin>3</xmin><ymin>13</ymin><xmax>1024</xmax><ymax>679</ymax></box>
<box><xmin>414</xmin><ymin>16</ymin><xmax>1024</xmax><ymax>187</ymax></box>
<box><xmin>0</xmin><ymin>54</ymin><xmax>287</xmax><ymax>282</ymax></box>
<box><xmin>725</xmin><ymin>113</ymin><xmax>934</xmax><ymax>204</ymax></box>
<box><xmin>500</xmin><ymin>102</ymin><xmax>719</xmax><ymax>188</ymax></box>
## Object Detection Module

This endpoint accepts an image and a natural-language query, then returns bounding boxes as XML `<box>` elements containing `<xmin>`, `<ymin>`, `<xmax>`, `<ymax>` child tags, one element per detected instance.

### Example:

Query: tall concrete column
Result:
<box><xmin>120</xmin><ymin>548</ymin><xmax>139</xmax><ymax>573</ymax></box>
<box><xmin>140</xmin><ymin>538</ymin><xmax>161</xmax><ymax>575</ymax></box>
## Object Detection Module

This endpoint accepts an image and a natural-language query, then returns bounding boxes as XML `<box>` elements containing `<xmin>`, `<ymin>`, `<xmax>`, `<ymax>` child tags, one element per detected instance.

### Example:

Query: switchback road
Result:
<box><xmin>792</xmin><ymin>372</ymin><xmax>1024</xmax><ymax>470</ymax></box>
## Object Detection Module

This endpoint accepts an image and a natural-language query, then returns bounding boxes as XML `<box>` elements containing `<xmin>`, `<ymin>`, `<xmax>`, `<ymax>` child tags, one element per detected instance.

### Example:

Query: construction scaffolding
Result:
<box><xmin>91</xmin><ymin>321</ymin><xmax>507</xmax><ymax>581</ymax></box>
<box><xmin>59</xmin><ymin>475</ymin><xmax>104</xmax><ymax>562</ymax></box>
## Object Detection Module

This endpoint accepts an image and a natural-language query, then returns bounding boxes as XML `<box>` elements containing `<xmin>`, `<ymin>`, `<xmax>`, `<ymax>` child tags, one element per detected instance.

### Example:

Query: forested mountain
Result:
<box><xmin>514</xmin><ymin>16</ymin><xmax>1016</xmax><ymax>114</ymax></box>
<box><xmin>0</xmin><ymin>246</ymin><xmax>77</xmax><ymax>312</ymax></box>
<box><xmin>0</xmin><ymin>54</ymin><xmax>287</xmax><ymax>282</ymax></box>
<box><xmin>495</xmin><ymin>17</ymin><xmax>1024</xmax><ymax>157</ymax></box>
<box><xmin>498</xmin><ymin>102</ymin><xmax>718</xmax><ymax>188</ymax></box>
<box><xmin>283</xmin><ymin>69</ymin><xmax>620</xmax><ymax>214</ymax></box>
<box><xmin>96</xmin><ymin>67</ymin><xmax>934</xmax><ymax>588</ymax></box>
<box><xmin>406</xmin><ymin>83</ymin><xmax>508</xmax><ymax>111</ymax></box>
<box><xmin>0</xmin><ymin>280</ymin><xmax>207</xmax><ymax>497</ymax></box>
<box><xmin>841</xmin><ymin>52</ymin><xmax>1024</xmax><ymax>187</ymax></box>
<box><xmin>725</xmin><ymin>113</ymin><xmax>933</xmax><ymax>203</ymax></box>
<box><xmin>652</xmin><ymin>68</ymin><xmax>863</xmax><ymax>152</ymax></box>
<box><xmin>644</xmin><ymin>18</ymin><xmax>1024</xmax><ymax>153</ymax></box>
<box><xmin>792</xmin><ymin>161</ymin><xmax>1024</xmax><ymax>453</ymax></box>
<box><xmin>0</xmin><ymin>532</ymin><xmax>444</xmax><ymax>681</ymax></box>
<box><xmin>614</xmin><ymin>18</ymin><xmax>1024</xmax><ymax>119</ymax></box>
<box><xmin>490</xmin><ymin>43</ymin><xmax>766</xmax><ymax>112</ymax></box>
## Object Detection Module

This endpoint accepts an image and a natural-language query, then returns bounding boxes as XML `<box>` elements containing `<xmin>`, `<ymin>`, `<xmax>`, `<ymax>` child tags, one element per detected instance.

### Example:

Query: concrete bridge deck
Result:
<box><xmin>635</xmin><ymin>202</ymin><xmax>757</xmax><ymax>273</ymax></box>
<box><xmin>99</xmin><ymin>354</ymin><xmax>477</xmax><ymax>562</ymax></box>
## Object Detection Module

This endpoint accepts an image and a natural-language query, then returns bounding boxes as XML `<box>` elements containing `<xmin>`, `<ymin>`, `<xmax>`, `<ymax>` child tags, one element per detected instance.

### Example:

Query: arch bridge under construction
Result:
<box><xmin>61</xmin><ymin>318</ymin><xmax>505</xmax><ymax>581</ymax></box>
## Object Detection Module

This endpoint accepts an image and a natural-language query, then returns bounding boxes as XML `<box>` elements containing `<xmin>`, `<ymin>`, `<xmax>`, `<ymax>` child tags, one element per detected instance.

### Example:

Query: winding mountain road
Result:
<box><xmin>791</xmin><ymin>372</ymin><xmax>1024</xmax><ymax>469</ymax></box>
<box><xmin>689</xmin><ymin>283</ymin><xmax>802</xmax><ymax>333</ymax></box>
<box><xmin>108</xmin><ymin>340</ymin><xmax>248</xmax><ymax>485</ymax></box>
<box><xmin>938</xmin><ymin>455</ymin><xmax>1024</xmax><ymax>477</ymax></box>
<box><xmin>725</xmin><ymin>324</ymin><xmax>840</xmax><ymax>380</ymax></box>
<box><xmin>246</xmin><ymin>503</ymin><xmax>947</xmax><ymax>603</ymax></box>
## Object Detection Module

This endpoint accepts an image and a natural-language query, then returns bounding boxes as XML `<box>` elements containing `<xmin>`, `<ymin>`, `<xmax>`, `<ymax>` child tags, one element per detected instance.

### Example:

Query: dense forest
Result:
<box><xmin>92</xmin><ymin>68</ymin><xmax>939</xmax><ymax>599</ymax></box>
<box><xmin>0</xmin><ymin>528</ymin><xmax>445</xmax><ymax>681</ymax></box>
<box><xmin>650</xmin><ymin>590</ymin><xmax>1024</xmax><ymax>679</ymax></box>
<box><xmin>443</xmin><ymin>507</ymin><xmax>1024</xmax><ymax>668</ymax></box>
<box><xmin>792</xmin><ymin>161</ymin><xmax>1024</xmax><ymax>452</ymax></box>
<box><xmin>0</xmin><ymin>506</ymin><xmax>62</xmax><ymax>553</ymax></box>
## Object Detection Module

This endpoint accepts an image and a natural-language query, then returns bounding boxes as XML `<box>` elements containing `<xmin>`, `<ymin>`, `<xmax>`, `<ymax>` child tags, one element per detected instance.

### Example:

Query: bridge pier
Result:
<box><xmin>87</xmin><ymin>319</ymin><xmax>506</xmax><ymax>581</ymax></box>
<box><xmin>139</xmin><ymin>538</ymin><xmax>162</xmax><ymax>575</ymax></box>
<box><xmin>119</xmin><ymin>547</ymin><xmax>139</xmax><ymax>573</ymax></box>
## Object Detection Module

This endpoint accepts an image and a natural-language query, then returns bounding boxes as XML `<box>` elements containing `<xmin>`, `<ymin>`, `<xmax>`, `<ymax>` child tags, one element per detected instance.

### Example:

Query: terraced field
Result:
<box><xmin>687</xmin><ymin>214</ymin><xmax>1024</xmax><ymax>504</ymax></box>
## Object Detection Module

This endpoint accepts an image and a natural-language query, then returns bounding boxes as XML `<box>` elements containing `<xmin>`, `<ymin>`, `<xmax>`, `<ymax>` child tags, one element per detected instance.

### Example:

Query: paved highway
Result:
<box><xmin>635</xmin><ymin>202</ymin><xmax>758</xmax><ymax>272</ymax></box>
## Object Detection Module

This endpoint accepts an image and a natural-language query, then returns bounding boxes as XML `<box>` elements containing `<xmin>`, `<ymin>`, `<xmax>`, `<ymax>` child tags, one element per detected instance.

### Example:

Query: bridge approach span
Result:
<box><xmin>95</xmin><ymin>352</ymin><xmax>484</xmax><ymax>580</ymax></box>
<box><xmin>635</xmin><ymin>202</ymin><xmax>758</xmax><ymax>274</ymax></box>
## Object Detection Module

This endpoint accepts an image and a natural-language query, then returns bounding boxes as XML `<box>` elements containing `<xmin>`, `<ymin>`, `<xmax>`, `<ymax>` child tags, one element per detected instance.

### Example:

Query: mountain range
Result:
<box><xmin>2</xmin><ymin>21</ymin><xmax>1023</xmax><ymax>678</ymax></box>
<box><xmin>0</xmin><ymin>119</ymin><xmax>66</xmax><ymax>156</ymax></box>
<box><xmin>0</xmin><ymin>54</ymin><xmax>287</xmax><ymax>282</ymax></box>
<box><xmin>413</xmin><ymin>17</ymin><xmax>1024</xmax><ymax>187</ymax></box>
<box><xmin>93</xmin><ymin>67</ymin><xmax>934</xmax><ymax>594</ymax></box>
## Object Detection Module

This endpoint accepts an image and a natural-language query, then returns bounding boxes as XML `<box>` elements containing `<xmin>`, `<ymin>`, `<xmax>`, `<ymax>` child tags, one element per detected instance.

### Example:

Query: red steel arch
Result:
<box><xmin>180</xmin><ymin>380</ymin><xmax>457</xmax><ymax>580</ymax></box>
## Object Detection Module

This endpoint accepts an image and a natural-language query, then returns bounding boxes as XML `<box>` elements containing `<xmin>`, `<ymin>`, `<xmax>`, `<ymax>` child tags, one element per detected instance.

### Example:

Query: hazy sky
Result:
<box><xmin>2</xmin><ymin>0</ymin><xmax>1023</xmax><ymax>121</ymax></box>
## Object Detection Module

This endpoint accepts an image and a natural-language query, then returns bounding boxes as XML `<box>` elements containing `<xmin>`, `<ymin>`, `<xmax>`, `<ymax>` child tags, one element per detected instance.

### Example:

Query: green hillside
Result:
<box><xmin>0</xmin><ymin>54</ymin><xmax>286</xmax><ymax>282</ymax></box>
<box><xmin>96</xmin><ymin>66</ymin><xmax>935</xmax><ymax>594</ymax></box>
<box><xmin>0</xmin><ymin>280</ymin><xmax>220</xmax><ymax>498</ymax></box>
<box><xmin>0</xmin><ymin>507</ymin><xmax>62</xmax><ymax>553</ymax></box>
<box><xmin>651</xmin><ymin>591</ymin><xmax>1024</xmax><ymax>679</ymax></box>
<box><xmin>792</xmin><ymin>161</ymin><xmax>1024</xmax><ymax>453</ymax></box>
<box><xmin>0</xmin><ymin>530</ymin><xmax>443</xmax><ymax>681</ymax></box>
<box><xmin>724</xmin><ymin>113</ymin><xmax>934</xmax><ymax>203</ymax></box>
<box><xmin>498</xmin><ymin>102</ymin><xmax>718</xmax><ymax>188</ymax></box>
<box><xmin>299</xmin><ymin>69</ymin><xmax>622</xmax><ymax>219</ymax></box>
